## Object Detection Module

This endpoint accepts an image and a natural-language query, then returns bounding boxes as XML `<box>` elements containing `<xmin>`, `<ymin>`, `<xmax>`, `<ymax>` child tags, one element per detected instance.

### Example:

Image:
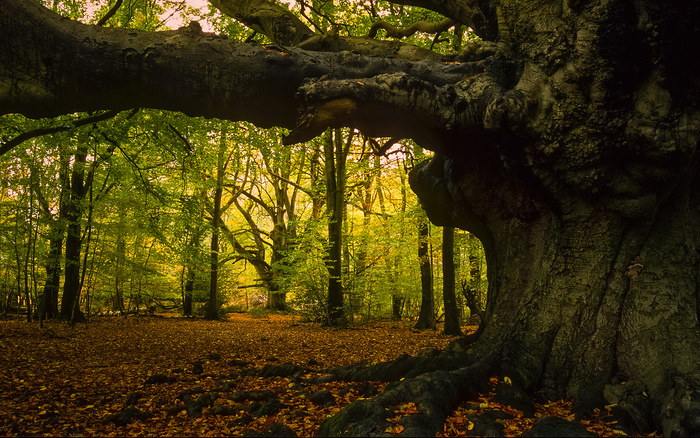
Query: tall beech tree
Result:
<box><xmin>207</xmin><ymin>129</ymin><xmax>230</xmax><ymax>320</ymax></box>
<box><xmin>60</xmin><ymin>141</ymin><xmax>88</xmax><ymax>322</ymax></box>
<box><xmin>2</xmin><ymin>0</ymin><xmax>700</xmax><ymax>434</ymax></box>
<box><xmin>231</xmin><ymin>128</ymin><xmax>306</xmax><ymax>311</ymax></box>
<box><xmin>324</xmin><ymin>128</ymin><xmax>350</xmax><ymax>325</ymax></box>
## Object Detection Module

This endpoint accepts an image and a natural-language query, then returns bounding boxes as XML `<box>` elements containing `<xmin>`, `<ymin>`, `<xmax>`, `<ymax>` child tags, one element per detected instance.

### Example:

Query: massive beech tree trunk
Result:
<box><xmin>2</xmin><ymin>0</ymin><xmax>700</xmax><ymax>434</ymax></box>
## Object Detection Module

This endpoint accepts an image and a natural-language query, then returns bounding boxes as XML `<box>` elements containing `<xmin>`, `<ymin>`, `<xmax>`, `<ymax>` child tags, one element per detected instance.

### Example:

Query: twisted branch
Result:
<box><xmin>382</xmin><ymin>0</ymin><xmax>496</xmax><ymax>40</ymax></box>
<box><xmin>367</xmin><ymin>18</ymin><xmax>456</xmax><ymax>39</ymax></box>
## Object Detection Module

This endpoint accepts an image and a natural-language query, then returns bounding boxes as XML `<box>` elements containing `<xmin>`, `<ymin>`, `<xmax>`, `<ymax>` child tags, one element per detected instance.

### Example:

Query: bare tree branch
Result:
<box><xmin>382</xmin><ymin>0</ymin><xmax>496</xmax><ymax>40</ymax></box>
<box><xmin>210</xmin><ymin>0</ymin><xmax>447</xmax><ymax>60</ymax></box>
<box><xmin>209</xmin><ymin>0</ymin><xmax>315</xmax><ymax>45</ymax></box>
<box><xmin>0</xmin><ymin>110</ymin><xmax>121</xmax><ymax>157</ymax></box>
<box><xmin>367</xmin><ymin>18</ymin><xmax>456</xmax><ymax>39</ymax></box>
<box><xmin>95</xmin><ymin>0</ymin><xmax>124</xmax><ymax>26</ymax></box>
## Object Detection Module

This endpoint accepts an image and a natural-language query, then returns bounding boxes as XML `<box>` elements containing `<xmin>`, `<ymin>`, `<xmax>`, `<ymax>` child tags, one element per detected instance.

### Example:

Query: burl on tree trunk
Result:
<box><xmin>2</xmin><ymin>0</ymin><xmax>700</xmax><ymax>435</ymax></box>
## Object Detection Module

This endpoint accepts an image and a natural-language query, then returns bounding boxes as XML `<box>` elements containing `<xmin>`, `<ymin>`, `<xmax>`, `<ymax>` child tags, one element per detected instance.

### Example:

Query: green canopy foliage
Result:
<box><xmin>0</xmin><ymin>0</ymin><xmax>486</xmax><ymax>322</ymax></box>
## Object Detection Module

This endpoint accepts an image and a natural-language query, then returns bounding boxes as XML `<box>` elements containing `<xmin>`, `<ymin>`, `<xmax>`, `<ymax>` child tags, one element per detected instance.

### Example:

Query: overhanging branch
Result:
<box><xmin>0</xmin><ymin>0</ymin><xmax>481</xmax><ymax>128</ymax></box>
<box><xmin>283</xmin><ymin>71</ymin><xmax>515</xmax><ymax>149</ymax></box>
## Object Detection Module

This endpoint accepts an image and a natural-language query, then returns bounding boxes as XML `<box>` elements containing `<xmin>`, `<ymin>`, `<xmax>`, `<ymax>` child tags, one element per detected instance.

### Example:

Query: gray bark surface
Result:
<box><xmin>2</xmin><ymin>0</ymin><xmax>700</xmax><ymax>434</ymax></box>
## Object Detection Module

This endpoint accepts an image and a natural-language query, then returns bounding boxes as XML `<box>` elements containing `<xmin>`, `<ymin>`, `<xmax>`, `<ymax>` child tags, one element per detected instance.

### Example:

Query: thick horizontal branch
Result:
<box><xmin>0</xmin><ymin>0</ymin><xmax>482</xmax><ymax>131</ymax></box>
<box><xmin>283</xmin><ymin>71</ymin><xmax>517</xmax><ymax>150</ymax></box>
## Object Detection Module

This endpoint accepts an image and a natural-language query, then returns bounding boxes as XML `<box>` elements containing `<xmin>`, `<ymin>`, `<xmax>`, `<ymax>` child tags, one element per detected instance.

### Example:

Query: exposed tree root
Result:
<box><xmin>316</xmin><ymin>358</ymin><xmax>496</xmax><ymax>436</ymax></box>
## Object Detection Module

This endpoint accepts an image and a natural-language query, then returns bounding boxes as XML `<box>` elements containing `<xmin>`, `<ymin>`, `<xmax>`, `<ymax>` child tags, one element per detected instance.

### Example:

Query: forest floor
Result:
<box><xmin>0</xmin><ymin>313</ymin><xmax>658</xmax><ymax>437</ymax></box>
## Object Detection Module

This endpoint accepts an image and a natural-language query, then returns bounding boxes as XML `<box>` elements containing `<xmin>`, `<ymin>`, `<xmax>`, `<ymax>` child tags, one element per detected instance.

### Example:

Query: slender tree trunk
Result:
<box><xmin>391</xmin><ymin>295</ymin><xmax>404</xmax><ymax>321</ymax></box>
<box><xmin>12</xmin><ymin>213</ymin><xmax>24</xmax><ymax>322</ymax></box>
<box><xmin>23</xmin><ymin>191</ymin><xmax>34</xmax><ymax>322</ymax></box>
<box><xmin>39</xmin><ymin>150</ymin><xmax>69</xmax><ymax>321</ymax></box>
<box><xmin>391</xmin><ymin>161</ymin><xmax>408</xmax><ymax>322</ymax></box>
<box><xmin>23</xmin><ymin>228</ymin><xmax>32</xmax><ymax>322</ymax></box>
<box><xmin>309</xmin><ymin>145</ymin><xmax>325</xmax><ymax>221</ymax></box>
<box><xmin>442</xmin><ymin>226</ymin><xmax>461</xmax><ymax>335</ymax></box>
<box><xmin>468</xmin><ymin>260</ymin><xmax>483</xmax><ymax>317</ymax></box>
<box><xmin>414</xmin><ymin>213</ymin><xmax>435</xmax><ymax>330</ymax></box>
<box><xmin>207</xmin><ymin>215</ymin><xmax>220</xmax><ymax>320</ymax></box>
<box><xmin>182</xmin><ymin>196</ymin><xmax>205</xmax><ymax>317</ymax></box>
<box><xmin>78</xmin><ymin>169</ymin><xmax>95</xmax><ymax>319</ymax></box>
<box><xmin>60</xmin><ymin>144</ymin><xmax>87</xmax><ymax>322</ymax></box>
<box><xmin>325</xmin><ymin>129</ymin><xmax>347</xmax><ymax>325</ymax></box>
<box><xmin>113</xmin><ymin>232</ymin><xmax>126</xmax><ymax>312</ymax></box>
<box><xmin>267</xmin><ymin>223</ymin><xmax>286</xmax><ymax>311</ymax></box>
<box><xmin>267</xmin><ymin>228</ymin><xmax>287</xmax><ymax>311</ymax></box>
<box><xmin>207</xmin><ymin>136</ymin><xmax>226</xmax><ymax>321</ymax></box>
<box><xmin>355</xmin><ymin>152</ymin><xmax>375</xmax><ymax>321</ymax></box>
<box><xmin>183</xmin><ymin>266</ymin><xmax>195</xmax><ymax>316</ymax></box>
<box><xmin>182</xmin><ymin>229</ymin><xmax>203</xmax><ymax>317</ymax></box>
<box><xmin>267</xmin><ymin>218</ymin><xmax>287</xmax><ymax>310</ymax></box>
<box><xmin>2</xmin><ymin>269</ymin><xmax>10</xmax><ymax>315</ymax></box>
<box><xmin>84</xmin><ymin>222</ymin><xmax>100</xmax><ymax>319</ymax></box>
<box><xmin>30</xmin><ymin>223</ymin><xmax>39</xmax><ymax>320</ymax></box>
<box><xmin>459</xmin><ymin>232</ymin><xmax>484</xmax><ymax>320</ymax></box>
<box><xmin>40</xmin><ymin>227</ymin><xmax>63</xmax><ymax>320</ymax></box>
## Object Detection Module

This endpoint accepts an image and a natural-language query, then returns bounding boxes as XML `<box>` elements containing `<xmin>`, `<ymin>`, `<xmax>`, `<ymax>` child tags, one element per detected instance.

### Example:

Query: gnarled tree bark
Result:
<box><xmin>2</xmin><ymin>0</ymin><xmax>700</xmax><ymax>435</ymax></box>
